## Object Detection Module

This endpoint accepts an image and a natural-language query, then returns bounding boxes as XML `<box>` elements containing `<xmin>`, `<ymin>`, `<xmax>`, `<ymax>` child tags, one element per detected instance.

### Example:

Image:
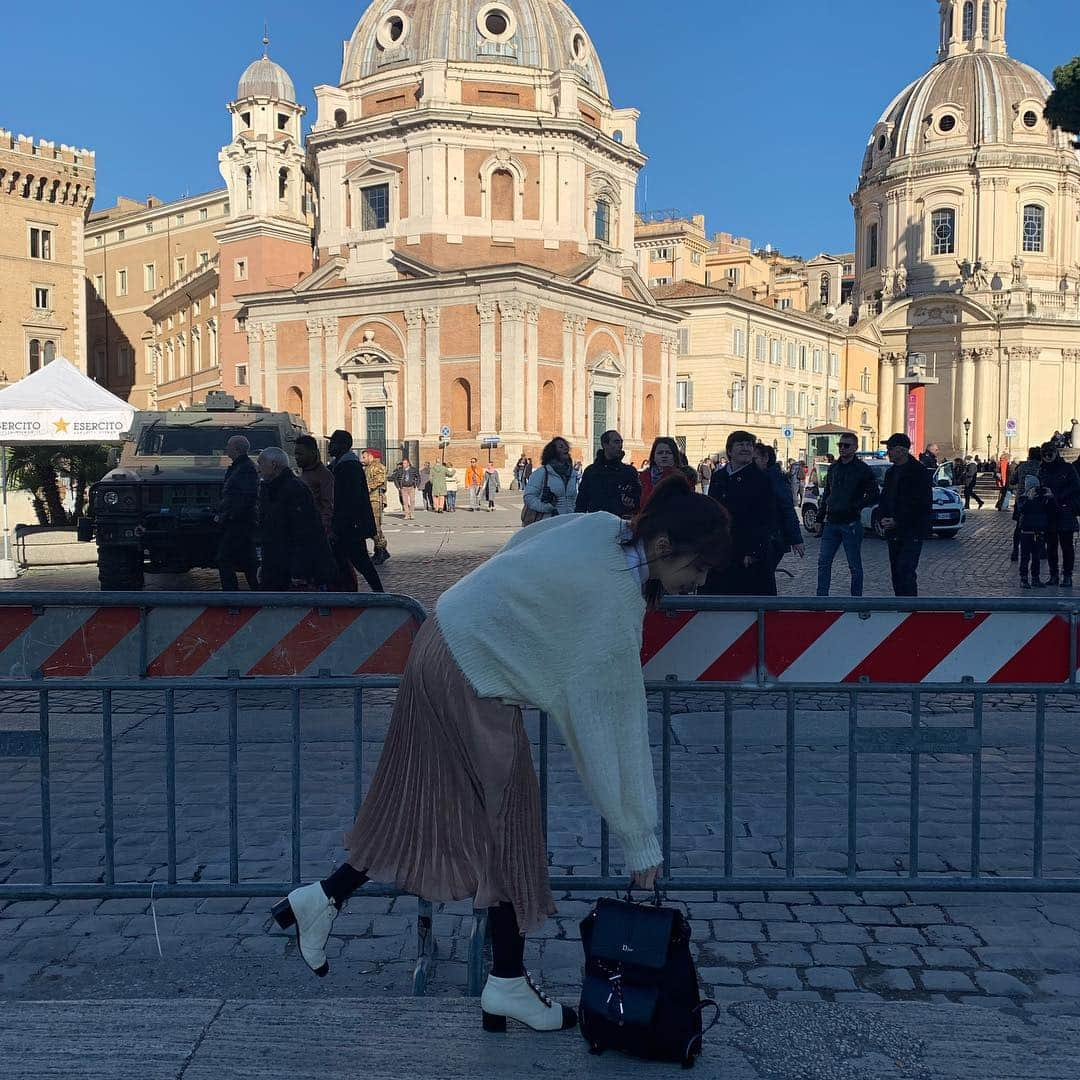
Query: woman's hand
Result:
<box><xmin>630</xmin><ymin>864</ymin><xmax>662</xmax><ymax>890</ymax></box>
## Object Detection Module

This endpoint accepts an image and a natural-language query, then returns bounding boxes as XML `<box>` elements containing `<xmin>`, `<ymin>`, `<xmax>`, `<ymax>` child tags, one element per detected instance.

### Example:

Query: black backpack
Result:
<box><xmin>579</xmin><ymin>892</ymin><xmax>719</xmax><ymax>1069</ymax></box>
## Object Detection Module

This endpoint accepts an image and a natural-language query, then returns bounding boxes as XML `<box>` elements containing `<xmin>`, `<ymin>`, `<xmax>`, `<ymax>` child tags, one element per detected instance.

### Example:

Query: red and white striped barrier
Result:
<box><xmin>642</xmin><ymin>609</ymin><xmax>1073</xmax><ymax>685</ymax></box>
<box><xmin>0</xmin><ymin>600</ymin><xmax>422</xmax><ymax>680</ymax></box>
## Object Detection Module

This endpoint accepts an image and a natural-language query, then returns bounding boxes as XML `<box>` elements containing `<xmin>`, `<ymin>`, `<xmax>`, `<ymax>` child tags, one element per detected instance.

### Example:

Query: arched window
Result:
<box><xmin>243</xmin><ymin>167</ymin><xmax>253</xmax><ymax>211</ymax></box>
<box><xmin>1022</xmin><ymin>204</ymin><xmax>1045</xmax><ymax>253</ymax></box>
<box><xmin>334</xmin><ymin>109</ymin><xmax>347</xmax><ymax>128</ymax></box>
<box><xmin>819</xmin><ymin>272</ymin><xmax>831</xmax><ymax>307</ymax></box>
<box><xmin>286</xmin><ymin>386</ymin><xmax>304</xmax><ymax>419</ymax></box>
<box><xmin>450</xmin><ymin>378</ymin><xmax>473</xmax><ymax>433</ymax></box>
<box><xmin>644</xmin><ymin>393</ymin><xmax>658</xmax><ymax>433</ymax></box>
<box><xmin>278</xmin><ymin>168</ymin><xmax>288</xmax><ymax>202</ymax></box>
<box><xmin>43</xmin><ymin>341</ymin><xmax>55</xmax><ymax>365</ymax></box>
<box><xmin>490</xmin><ymin>169</ymin><xmax>515</xmax><ymax>222</ymax></box>
<box><xmin>981</xmin><ymin>1</ymin><xmax>991</xmax><ymax>36</ymax></box>
<box><xmin>931</xmin><ymin>208</ymin><xmax>956</xmax><ymax>256</ymax></box>
<box><xmin>539</xmin><ymin>379</ymin><xmax>557</xmax><ymax>434</ymax></box>
<box><xmin>28</xmin><ymin>339</ymin><xmax>40</xmax><ymax>372</ymax></box>
<box><xmin>595</xmin><ymin>199</ymin><xmax>611</xmax><ymax>244</ymax></box>
<box><xmin>962</xmin><ymin>1</ymin><xmax>975</xmax><ymax>40</ymax></box>
<box><xmin>866</xmin><ymin>223</ymin><xmax>879</xmax><ymax>269</ymax></box>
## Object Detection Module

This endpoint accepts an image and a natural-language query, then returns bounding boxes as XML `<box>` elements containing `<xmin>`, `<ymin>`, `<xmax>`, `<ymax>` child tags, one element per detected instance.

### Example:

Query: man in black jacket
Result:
<box><xmin>816</xmin><ymin>433</ymin><xmax>880</xmax><ymax>596</ymax></box>
<box><xmin>574</xmin><ymin>430</ymin><xmax>641</xmax><ymax>517</ymax></box>
<box><xmin>703</xmin><ymin>429</ymin><xmax>777</xmax><ymax>595</ymax></box>
<box><xmin>877</xmin><ymin>433</ymin><xmax>933</xmax><ymax>597</ymax></box>
<box><xmin>215</xmin><ymin>435</ymin><xmax>259</xmax><ymax>591</ymax></box>
<box><xmin>963</xmin><ymin>457</ymin><xmax>984</xmax><ymax>509</ymax></box>
<box><xmin>1038</xmin><ymin>442</ymin><xmax>1080</xmax><ymax>586</ymax></box>
<box><xmin>256</xmin><ymin>448</ymin><xmax>337</xmax><ymax>590</ymax></box>
<box><xmin>327</xmin><ymin>430</ymin><xmax>384</xmax><ymax>593</ymax></box>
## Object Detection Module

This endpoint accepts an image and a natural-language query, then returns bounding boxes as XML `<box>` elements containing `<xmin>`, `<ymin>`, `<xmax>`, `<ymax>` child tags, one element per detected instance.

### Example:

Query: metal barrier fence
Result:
<box><xmin>1</xmin><ymin>593</ymin><xmax>1079</xmax><ymax>997</ymax></box>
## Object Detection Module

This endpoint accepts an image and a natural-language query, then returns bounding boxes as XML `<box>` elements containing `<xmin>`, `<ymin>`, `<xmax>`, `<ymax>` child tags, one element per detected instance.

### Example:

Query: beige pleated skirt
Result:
<box><xmin>344</xmin><ymin>617</ymin><xmax>556</xmax><ymax>933</ymax></box>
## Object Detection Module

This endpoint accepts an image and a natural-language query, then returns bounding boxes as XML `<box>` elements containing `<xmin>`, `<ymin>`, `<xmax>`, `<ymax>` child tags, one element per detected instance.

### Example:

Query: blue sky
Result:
<box><xmin>3</xmin><ymin>1</ymin><xmax>1076</xmax><ymax>257</ymax></box>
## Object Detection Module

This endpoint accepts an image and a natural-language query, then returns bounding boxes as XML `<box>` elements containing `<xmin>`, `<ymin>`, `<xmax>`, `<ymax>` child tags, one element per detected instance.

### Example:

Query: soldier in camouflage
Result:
<box><xmin>362</xmin><ymin>448</ymin><xmax>390</xmax><ymax>565</ymax></box>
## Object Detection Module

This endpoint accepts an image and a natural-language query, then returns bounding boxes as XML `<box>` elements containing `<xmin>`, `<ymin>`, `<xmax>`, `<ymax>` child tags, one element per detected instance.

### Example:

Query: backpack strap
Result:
<box><xmin>683</xmin><ymin>1001</ymin><xmax>722</xmax><ymax>1065</ymax></box>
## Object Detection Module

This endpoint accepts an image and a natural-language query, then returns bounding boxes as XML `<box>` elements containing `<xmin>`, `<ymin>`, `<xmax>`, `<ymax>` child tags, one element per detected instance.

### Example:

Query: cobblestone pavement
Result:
<box><xmin>2</xmin><ymin>501</ymin><xmax>1079</xmax><ymax>1017</ymax></box>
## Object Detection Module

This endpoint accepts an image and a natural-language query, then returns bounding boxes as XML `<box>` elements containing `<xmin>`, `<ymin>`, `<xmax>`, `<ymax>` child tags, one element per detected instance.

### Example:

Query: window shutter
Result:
<box><xmin>686</xmin><ymin>380</ymin><xmax>694</xmax><ymax>411</ymax></box>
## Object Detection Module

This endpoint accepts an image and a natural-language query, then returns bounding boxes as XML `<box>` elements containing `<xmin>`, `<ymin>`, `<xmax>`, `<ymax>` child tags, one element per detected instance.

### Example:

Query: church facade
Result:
<box><xmin>853</xmin><ymin>0</ymin><xmax>1080</xmax><ymax>457</ymax></box>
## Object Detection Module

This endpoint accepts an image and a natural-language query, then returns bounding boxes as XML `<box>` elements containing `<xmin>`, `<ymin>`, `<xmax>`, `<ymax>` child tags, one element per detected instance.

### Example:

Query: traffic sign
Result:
<box><xmin>440</xmin><ymin>425</ymin><xmax>452</xmax><ymax>439</ymax></box>
<box><xmin>781</xmin><ymin>425</ymin><xmax>795</xmax><ymax>441</ymax></box>
<box><xmin>1005</xmin><ymin>418</ymin><xmax>1018</xmax><ymax>438</ymax></box>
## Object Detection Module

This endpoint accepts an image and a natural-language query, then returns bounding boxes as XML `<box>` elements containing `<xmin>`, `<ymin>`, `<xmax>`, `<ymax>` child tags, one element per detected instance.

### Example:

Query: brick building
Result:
<box><xmin>0</xmin><ymin>130</ymin><xmax>95</xmax><ymax>385</ymax></box>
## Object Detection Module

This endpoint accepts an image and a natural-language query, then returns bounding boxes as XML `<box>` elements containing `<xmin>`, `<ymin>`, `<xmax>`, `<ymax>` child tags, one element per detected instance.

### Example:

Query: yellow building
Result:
<box><xmin>635</xmin><ymin>213</ymin><xmax>708</xmax><ymax>288</ymax></box>
<box><xmin>0</xmin><ymin>129</ymin><xmax>95</xmax><ymax>384</ymax></box>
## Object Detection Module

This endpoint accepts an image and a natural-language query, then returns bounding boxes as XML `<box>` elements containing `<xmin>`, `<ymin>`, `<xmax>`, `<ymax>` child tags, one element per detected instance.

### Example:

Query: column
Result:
<box><xmin>478</xmin><ymin>300</ymin><xmax>498</xmax><ymax>433</ymax></box>
<box><xmin>499</xmin><ymin>299</ymin><xmax>526</xmax><ymax>434</ymax></box>
<box><xmin>659</xmin><ymin>334</ymin><xmax>675</xmax><ymax>436</ymax></box>
<box><xmin>246</xmin><ymin>326</ymin><xmax>263</xmax><ymax>405</ymax></box>
<box><xmin>306</xmin><ymin>319</ymin><xmax>325</xmax><ymax>438</ymax></box>
<box><xmin>348</xmin><ymin>374</ymin><xmax>363</xmax><ymax>444</ymax></box>
<box><xmin>878</xmin><ymin>354</ymin><xmax>894</xmax><ymax>436</ymax></box>
<box><xmin>573</xmin><ymin>315</ymin><xmax>587</xmax><ymax>439</ymax></box>
<box><xmin>261</xmin><ymin>324</ymin><xmax>278</xmax><ymax>410</ymax></box>
<box><xmin>423</xmin><ymin>306</ymin><xmax>441</xmax><ymax>436</ymax></box>
<box><xmin>322</xmin><ymin>317</ymin><xmax>342</xmax><ymax>434</ymax></box>
<box><xmin>403</xmin><ymin>307</ymin><xmax>424</xmax><ymax>439</ymax></box>
<box><xmin>1067</xmin><ymin>350</ymin><xmax>1080</xmax><ymax>424</ymax></box>
<box><xmin>972</xmin><ymin>346</ymin><xmax>996</xmax><ymax>452</ymax></box>
<box><xmin>525</xmin><ymin>304</ymin><xmax>539</xmax><ymax>434</ymax></box>
<box><xmin>957</xmin><ymin>348</ymin><xmax>976</xmax><ymax>447</ymax></box>
<box><xmin>562</xmin><ymin>313</ymin><xmax>575</xmax><ymax>434</ymax></box>
<box><xmin>892</xmin><ymin>354</ymin><xmax>907</xmax><ymax>439</ymax></box>
<box><xmin>627</xmin><ymin>327</ymin><xmax>645</xmax><ymax>442</ymax></box>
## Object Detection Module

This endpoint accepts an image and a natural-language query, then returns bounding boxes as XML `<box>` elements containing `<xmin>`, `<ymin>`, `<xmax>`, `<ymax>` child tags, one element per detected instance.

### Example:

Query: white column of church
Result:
<box><xmin>662</xmin><ymin>335</ymin><xmax>675</xmax><ymax>436</ymax></box>
<box><xmin>893</xmin><ymin>358</ymin><xmax>908</xmax><ymax>438</ymax></box>
<box><xmin>574</xmin><ymin>316</ymin><xmax>588</xmax><ymax>440</ymax></box>
<box><xmin>525</xmin><ymin>304</ymin><xmax>539</xmax><ymax>434</ymax></box>
<box><xmin>499</xmin><ymin>300</ymin><xmax>525</xmax><ymax>434</ymax></box>
<box><xmin>562</xmin><ymin>314</ymin><xmax>575</xmax><ymax>434</ymax></box>
<box><xmin>423</xmin><ymin>307</ymin><xmax>442</xmax><ymax>436</ymax></box>
<box><xmin>246</xmin><ymin>327</ymin><xmax>263</xmax><ymax>406</ymax></box>
<box><xmin>478</xmin><ymin>301</ymin><xmax>497</xmax><ymax>434</ymax></box>
<box><xmin>349</xmin><ymin>376</ymin><xmax>365</xmax><ymax>446</ymax></box>
<box><xmin>305</xmin><ymin>320</ymin><xmax>325</xmax><ymax>438</ymax></box>
<box><xmin>878</xmin><ymin>356</ymin><xmax>894</xmax><ymax>437</ymax></box>
<box><xmin>403</xmin><ymin>309</ymin><xmax>423</xmax><ymax>439</ymax></box>
<box><xmin>321</xmin><ymin>318</ymin><xmax>341</xmax><ymax>434</ymax></box>
<box><xmin>632</xmin><ymin>329</ymin><xmax>645</xmax><ymax>441</ymax></box>
<box><xmin>973</xmin><ymin>349</ymin><xmax>995</xmax><ymax>453</ymax></box>
<box><xmin>261</xmin><ymin>324</ymin><xmax>278</xmax><ymax>410</ymax></box>
<box><xmin>957</xmin><ymin>348</ymin><xmax>976</xmax><ymax>444</ymax></box>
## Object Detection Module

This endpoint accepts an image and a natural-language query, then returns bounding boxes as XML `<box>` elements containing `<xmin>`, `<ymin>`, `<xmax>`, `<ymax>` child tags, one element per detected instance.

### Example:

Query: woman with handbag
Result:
<box><xmin>271</xmin><ymin>475</ymin><xmax>731</xmax><ymax>1036</ymax></box>
<box><xmin>481</xmin><ymin>464</ymin><xmax>501</xmax><ymax>510</ymax></box>
<box><xmin>522</xmin><ymin>437</ymin><xmax>578</xmax><ymax>525</ymax></box>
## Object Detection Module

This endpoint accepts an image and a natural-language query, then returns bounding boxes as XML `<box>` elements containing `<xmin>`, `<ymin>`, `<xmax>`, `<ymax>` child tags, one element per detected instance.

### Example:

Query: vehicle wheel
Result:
<box><xmin>98</xmin><ymin>547</ymin><xmax>145</xmax><ymax>591</ymax></box>
<box><xmin>802</xmin><ymin>507</ymin><xmax>818</xmax><ymax>534</ymax></box>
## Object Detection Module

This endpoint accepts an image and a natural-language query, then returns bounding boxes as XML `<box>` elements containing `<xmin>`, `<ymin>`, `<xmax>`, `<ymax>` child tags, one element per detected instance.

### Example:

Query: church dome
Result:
<box><xmin>342</xmin><ymin>0</ymin><xmax>608</xmax><ymax>99</ymax></box>
<box><xmin>238</xmin><ymin>55</ymin><xmax>297</xmax><ymax>103</ymax></box>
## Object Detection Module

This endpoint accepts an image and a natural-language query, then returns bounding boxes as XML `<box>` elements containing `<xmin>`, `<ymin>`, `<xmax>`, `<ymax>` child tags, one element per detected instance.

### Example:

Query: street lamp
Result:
<box><xmin>963</xmin><ymin>418</ymin><xmax>971</xmax><ymax>456</ymax></box>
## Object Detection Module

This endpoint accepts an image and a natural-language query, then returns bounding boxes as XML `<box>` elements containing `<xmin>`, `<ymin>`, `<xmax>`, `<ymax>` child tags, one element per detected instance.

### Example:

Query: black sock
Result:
<box><xmin>320</xmin><ymin>864</ymin><xmax>368</xmax><ymax>907</ymax></box>
<box><xmin>489</xmin><ymin>902</ymin><xmax>526</xmax><ymax>978</ymax></box>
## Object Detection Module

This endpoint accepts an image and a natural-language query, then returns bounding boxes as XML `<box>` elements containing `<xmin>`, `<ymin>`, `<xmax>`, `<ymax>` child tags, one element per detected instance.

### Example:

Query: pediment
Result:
<box><xmin>590</xmin><ymin>350</ymin><xmax>624</xmax><ymax>376</ymax></box>
<box><xmin>344</xmin><ymin>157</ymin><xmax>405</xmax><ymax>183</ymax></box>
<box><xmin>294</xmin><ymin>257</ymin><xmax>347</xmax><ymax>293</ymax></box>
<box><xmin>338</xmin><ymin>347</ymin><xmax>400</xmax><ymax>376</ymax></box>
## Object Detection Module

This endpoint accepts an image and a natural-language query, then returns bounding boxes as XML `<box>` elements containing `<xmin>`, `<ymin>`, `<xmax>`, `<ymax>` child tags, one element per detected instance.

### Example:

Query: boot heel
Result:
<box><xmin>271</xmin><ymin>898</ymin><xmax>296</xmax><ymax>930</ymax></box>
<box><xmin>482</xmin><ymin>1011</ymin><xmax>507</xmax><ymax>1033</ymax></box>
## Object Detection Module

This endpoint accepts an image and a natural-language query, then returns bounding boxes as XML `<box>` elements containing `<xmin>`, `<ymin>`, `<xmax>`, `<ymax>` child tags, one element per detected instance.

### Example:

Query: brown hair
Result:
<box><xmin>629</xmin><ymin>473</ymin><xmax>732</xmax><ymax>608</ymax></box>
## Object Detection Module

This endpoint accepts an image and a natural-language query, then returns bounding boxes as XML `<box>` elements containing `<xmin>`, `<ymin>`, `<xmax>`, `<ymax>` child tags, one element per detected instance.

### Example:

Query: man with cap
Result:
<box><xmin>877</xmin><ymin>433</ymin><xmax>933</xmax><ymax>597</ymax></box>
<box><xmin>361</xmin><ymin>448</ymin><xmax>390</xmax><ymax>565</ymax></box>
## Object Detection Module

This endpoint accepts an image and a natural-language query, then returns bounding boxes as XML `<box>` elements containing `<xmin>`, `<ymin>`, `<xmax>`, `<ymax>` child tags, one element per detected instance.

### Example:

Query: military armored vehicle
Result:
<box><xmin>78</xmin><ymin>392</ymin><xmax>305</xmax><ymax>590</ymax></box>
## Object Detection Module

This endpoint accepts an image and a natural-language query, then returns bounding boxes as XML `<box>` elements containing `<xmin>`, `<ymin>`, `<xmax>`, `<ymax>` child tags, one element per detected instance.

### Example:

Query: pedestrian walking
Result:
<box><xmin>430</xmin><ymin>459</ymin><xmax>448</xmax><ymax>513</ymax></box>
<box><xmin>361</xmin><ymin>449</ymin><xmax>390</xmax><ymax>565</ymax></box>
<box><xmin>995</xmin><ymin>451</ymin><xmax>1012</xmax><ymax>512</ymax></box>
<box><xmin>697</xmin><ymin>457</ymin><xmax>714</xmax><ymax>492</ymax></box>
<box><xmin>754</xmin><ymin>443</ymin><xmax>805</xmax><ymax>573</ymax></box>
<box><xmin>1038</xmin><ymin>441</ymin><xmax>1080</xmax><ymax>587</ymax></box>
<box><xmin>295</xmin><ymin>435</ymin><xmax>334</xmax><ymax>538</ymax></box>
<box><xmin>1014</xmin><ymin>475</ymin><xmax>1053</xmax><ymax>588</ymax></box>
<box><xmin>420</xmin><ymin>462</ymin><xmax>435</xmax><ymax>512</ymax></box>
<box><xmin>877</xmin><ymin>433</ymin><xmax>932</xmax><ymax>597</ymax></box>
<box><xmin>512</xmin><ymin>455</ymin><xmax>529</xmax><ymax>491</ymax></box>
<box><xmin>465</xmin><ymin>458</ymin><xmax>484</xmax><ymax>511</ymax></box>
<box><xmin>575</xmin><ymin>429</ymin><xmax>641</xmax><ymax>516</ymax></box>
<box><xmin>702</xmin><ymin>430</ymin><xmax>778</xmax><ymax>596</ymax></box>
<box><xmin>270</xmin><ymin>475</ymin><xmax>731</xmax><ymax>1034</ymax></box>
<box><xmin>1011</xmin><ymin>447</ymin><xmax>1042</xmax><ymax>560</ymax></box>
<box><xmin>963</xmin><ymin>457</ymin><xmax>984</xmax><ymax>509</ymax></box>
<box><xmin>445</xmin><ymin>463</ymin><xmax>458</xmax><ymax>512</ymax></box>
<box><xmin>215</xmin><ymin>435</ymin><xmax>259</xmax><ymax>591</ymax></box>
<box><xmin>918</xmin><ymin>443</ymin><xmax>940</xmax><ymax>470</ymax></box>
<box><xmin>389</xmin><ymin>457</ymin><xmax>420</xmax><ymax>520</ymax></box>
<box><xmin>815</xmin><ymin>433</ymin><xmax>879</xmax><ymax>596</ymax></box>
<box><xmin>256</xmin><ymin>447</ymin><xmax>337</xmax><ymax>591</ymax></box>
<box><xmin>327</xmin><ymin>430</ymin><xmax>384</xmax><ymax>594</ymax></box>
<box><xmin>481</xmin><ymin>463</ymin><xmax>501</xmax><ymax>510</ymax></box>
<box><xmin>523</xmin><ymin>438</ymin><xmax>578</xmax><ymax>521</ymax></box>
<box><xmin>638</xmin><ymin>437</ymin><xmax>697</xmax><ymax>507</ymax></box>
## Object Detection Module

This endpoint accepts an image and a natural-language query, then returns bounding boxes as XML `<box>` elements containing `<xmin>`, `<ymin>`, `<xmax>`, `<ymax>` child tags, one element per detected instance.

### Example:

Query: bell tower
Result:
<box><xmin>938</xmin><ymin>0</ymin><xmax>1007</xmax><ymax>61</ymax></box>
<box><xmin>216</xmin><ymin>39</ymin><xmax>312</xmax><ymax>405</ymax></box>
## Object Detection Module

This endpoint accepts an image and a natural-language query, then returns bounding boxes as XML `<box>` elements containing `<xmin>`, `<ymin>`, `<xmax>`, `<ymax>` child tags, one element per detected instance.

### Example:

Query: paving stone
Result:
<box><xmin>871</xmin><ymin>925</ymin><xmax>926</xmax><ymax>945</ymax></box>
<box><xmin>919</xmin><ymin>970</ymin><xmax>976</xmax><ymax>993</ymax></box>
<box><xmin>923</xmin><ymin>924</ymin><xmax>982</xmax><ymax>947</ymax></box>
<box><xmin>1037</xmin><ymin>974</ymin><xmax>1080</xmax><ymax>997</ymax></box>
<box><xmin>843</xmin><ymin>906</ymin><xmax>896</xmax><ymax>925</ymax></box>
<box><xmin>805</xmin><ymin>967</ymin><xmax>857</xmax><ymax>991</ymax></box>
<box><xmin>832</xmin><ymin>992</ymin><xmax>885</xmax><ymax>1004</ymax></box>
<box><xmin>196</xmin><ymin>898</ymin><xmax>249</xmax><ymax>915</ymax></box>
<box><xmin>973</xmin><ymin>971</ymin><xmax>1034</xmax><ymax>997</ymax></box>
<box><xmin>810</xmin><ymin>943</ymin><xmax>865</xmax><ymax>967</ymax></box>
<box><xmin>709</xmin><ymin>987</ymin><xmax>767</xmax><ymax>1002</ymax></box>
<box><xmin>685</xmin><ymin>903</ymin><xmax>738</xmax><ymax>919</ymax></box>
<box><xmin>697</xmin><ymin>966</ymin><xmax>744</xmax><ymax>987</ymax></box>
<box><xmin>764</xmin><ymin>892</ymin><xmax>816</xmax><ymax>905</ymax></box>
<box><xmin>865</xmin><ymin>945</ymin><xmax>920</xmax><ymax>967</ymax></box>
<box><xmin>705</xmin><ymin>942</ymin><xmax>755</xmax><ymax>964</ymax></box>
<box><xmin>816</xmin><ymin>922</ymin><xmax>872</xmax><ymax>944</ymax></box>
<box><xmin>764</xmin><ymin>921</ymin><xmax>816</xmax><ymax>943</ymax></box>
<box><xmin>791</xmin><ymin>905</ymin><xmax>847</xmax><ymax>923</ymax></box>
<box><xmin>775</xmin><ymin>990</ymin><xmax>825</xmax><ymax>1002</ymax></box>
<box><xmin>813</xmin><ymin>892</ymin><xmax>864</xmax><ymax>905</ymax></box>
<box><xmin>863</xmin><ymin>969</ymin><xmax>916</xmax><ymax>993</ymax></box>
<box><xmin>738</xmin><ymin>903</ymin><xmax>791</xmax><ymax>921</ymax></box>
<box><xmin>860</xmin><ymin>892</ymin><xmax>911</xmax><ymax>906</ymax></box>
<box><xmin>755</xmin><ymin>943</ymin><xmax>812</xmax><ymax>966</ymax></box>
<box><xmin>712</xmin><ymin>922</ymin><xmax>766</xmax><ymax>943</ymax></box>
<box><xmin>746</xmin><ymin>966</ymin><xmax>803</xmax><ymax>990</ymax></box>
<box><xmin>918</xmin><ymin>946</ymin><xmax>978</xmax><ymax>968</ymax></box>
<box><xmin>959</xmin><ymin>995</ymin><xmax>1020</xmax><ymax>1010</ymax></box>
<box><xmin>94</xmin><ymin>899</ymin><xmax>150</xmax><ymax>915</ymax></box>
<box><xmin>0</xmin><ymin>901</ymin><xmax>57</xmax><ymax>917</ymax></box>
<box><xmin>894</xmin><ymin>905</ymin><xmax>946</xmax><ymax>926</ymax></box>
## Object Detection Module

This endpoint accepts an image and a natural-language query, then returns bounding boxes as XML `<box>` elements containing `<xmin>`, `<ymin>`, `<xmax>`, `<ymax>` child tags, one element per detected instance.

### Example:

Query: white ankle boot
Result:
<box><xmin>480</xmin><ymin>973</ymin><xmax>577</xmax><ymax>1032</ymax></box>
<box><xmin>271</xmin><ymin>882</ymin><xmax>337</xmax><ymax>977</ymax></box>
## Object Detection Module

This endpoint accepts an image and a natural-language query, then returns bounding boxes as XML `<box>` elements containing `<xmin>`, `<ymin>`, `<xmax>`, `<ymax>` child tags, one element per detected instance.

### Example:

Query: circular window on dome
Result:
<box><xmin>877</xmin><ymin>134</ymin><xmax>887</xmax><ymax>152</ymax></box>
<box><xmin>376</xmin><ymin>10</ymin><xmax>410</xmax><ymax>50</ymax></box>
<box><xmin>938</xmin><ymin>114</ymin><xmax>957</xmax><ymax>133</ymax></box>
<box><xmin>571</xmin><ymin>30</ymin><xmax>589</xmax><ymax>63</ymax></box>
<box><xmin>1023</xmin><ymin>110</ymin><xmax>1040</xmax><ymax>129</ymax></box>
<box><xmin>478</xmin><ymin>4</ymin><xmax>517</xmax><ymax>43</ymax></box>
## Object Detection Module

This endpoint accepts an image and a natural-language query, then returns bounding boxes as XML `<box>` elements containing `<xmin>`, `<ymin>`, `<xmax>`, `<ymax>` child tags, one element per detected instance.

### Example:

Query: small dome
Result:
<box><xmin>238</xmin><ymin>55</ymin><xmax>296</xmax><ymax>102</ymax></box>
<box><xmin>342</xmin><ymin>0</ymin><xmax>608</xmax><ymax>100</ymax></box>
<box><xmin>863</xmin><ymin>51</ymin><xmax>1064</xmax><ymax>176</ymax></box>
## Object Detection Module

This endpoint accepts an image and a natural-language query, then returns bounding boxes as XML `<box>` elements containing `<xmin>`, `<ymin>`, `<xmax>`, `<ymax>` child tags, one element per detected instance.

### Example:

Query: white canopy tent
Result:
<box><xmin>0</xmin><ymin>358</ymin><xmax>135</xmax><ymax>578</ymax></box>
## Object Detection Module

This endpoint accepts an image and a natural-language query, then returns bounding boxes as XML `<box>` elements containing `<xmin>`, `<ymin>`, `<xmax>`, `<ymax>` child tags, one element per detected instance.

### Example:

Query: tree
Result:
<box><xmin>5</xmin><ymin>444</ymin><xmax>110</xmax><ymax>525</ymax></box>
<box><xmin>1045</xmin><ymin>56</ymin><xmax>1080</xmax><ymax>147</ymax></box>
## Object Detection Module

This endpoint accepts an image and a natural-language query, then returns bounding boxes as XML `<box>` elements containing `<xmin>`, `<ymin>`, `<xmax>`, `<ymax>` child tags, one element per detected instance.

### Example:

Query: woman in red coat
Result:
<box><xmin>639</xmin><ymin>437</ymin><xmax>698</xmax><ymax>506</ymax></box>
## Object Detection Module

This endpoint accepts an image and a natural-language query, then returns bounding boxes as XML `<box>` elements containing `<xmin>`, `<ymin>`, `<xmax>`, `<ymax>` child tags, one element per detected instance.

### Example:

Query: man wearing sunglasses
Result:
<box><xmin>816</xmin><ymin>433</ymin><xmax>879</xmax><ymax>597</ymax></box>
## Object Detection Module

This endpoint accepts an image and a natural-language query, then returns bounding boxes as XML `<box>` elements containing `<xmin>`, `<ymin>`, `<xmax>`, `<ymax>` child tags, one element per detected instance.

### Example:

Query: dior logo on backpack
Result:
<box><xmin>579</xmin><ymin>889</ymin><xmax>720</xmax><ymax>1069</ymax></box>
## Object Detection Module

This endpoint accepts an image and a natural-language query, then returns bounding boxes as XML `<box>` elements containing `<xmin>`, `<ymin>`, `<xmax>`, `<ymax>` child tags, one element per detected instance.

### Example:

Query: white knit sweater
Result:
<box><xmin>436</xmin><ymin>512</ymin><xmax>662</xmax><ymax>872</ymax></box>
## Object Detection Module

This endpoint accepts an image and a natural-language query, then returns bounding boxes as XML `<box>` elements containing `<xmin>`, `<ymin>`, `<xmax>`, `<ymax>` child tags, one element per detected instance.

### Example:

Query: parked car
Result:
<box><xmin>799</xmin><ymin>461</ymin><xmax>830</xmax><ymax>534</ymax></box>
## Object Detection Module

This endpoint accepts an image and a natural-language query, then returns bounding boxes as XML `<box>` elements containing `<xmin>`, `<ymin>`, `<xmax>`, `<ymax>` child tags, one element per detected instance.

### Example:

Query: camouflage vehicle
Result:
<box><xmin>78</xmin><ymin>392</ymin><xmax>305</xmax><ymax>590</ymax></box>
